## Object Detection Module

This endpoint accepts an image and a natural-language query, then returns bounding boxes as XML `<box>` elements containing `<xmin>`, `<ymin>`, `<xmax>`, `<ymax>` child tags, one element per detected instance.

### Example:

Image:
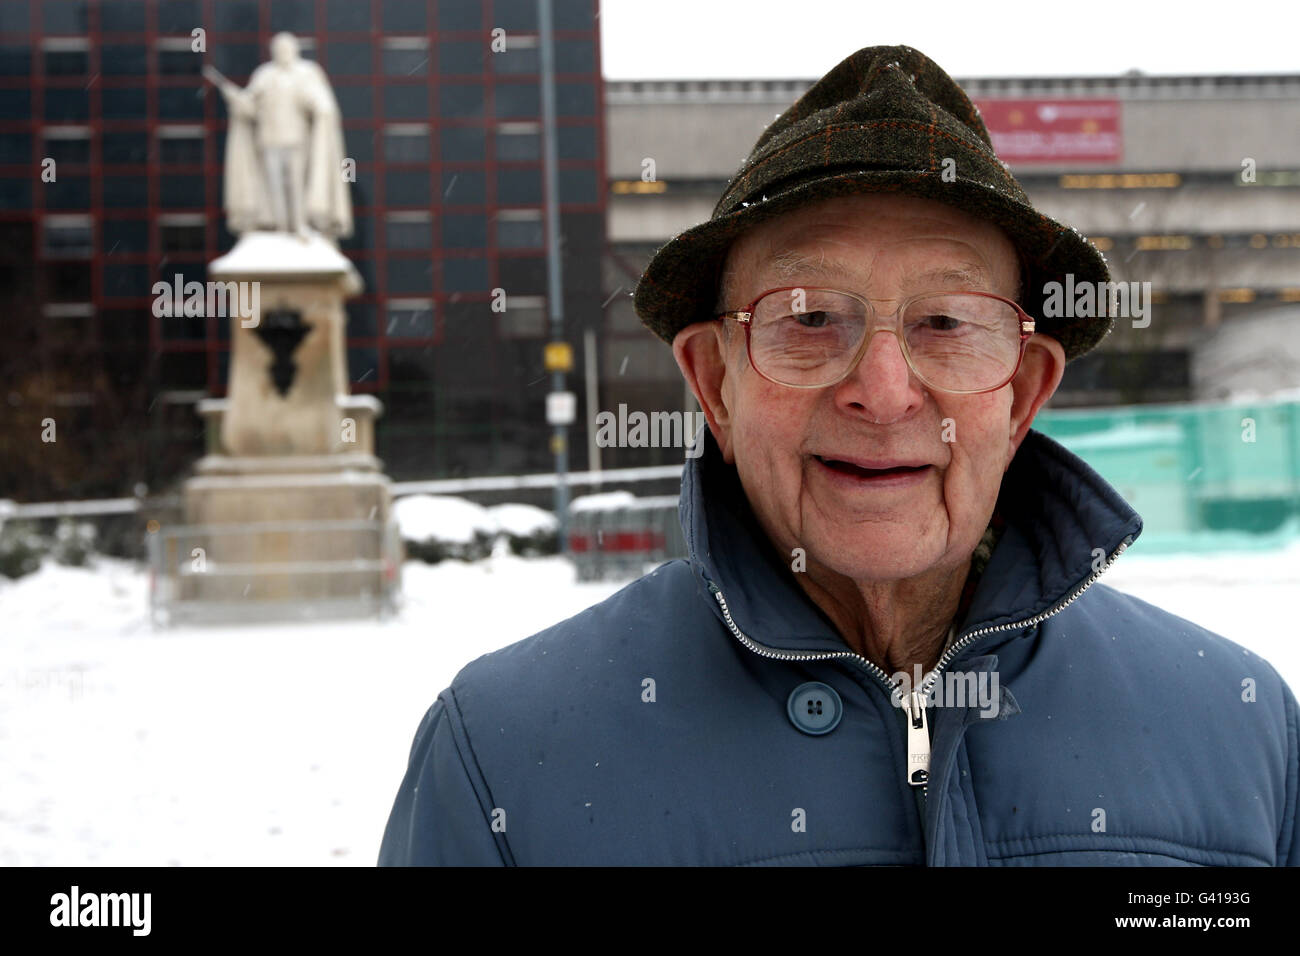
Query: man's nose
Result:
<box><xmin>832</xmin><ymin>326</ymin><xmax>923</xmax><ymax>422</ymax></box>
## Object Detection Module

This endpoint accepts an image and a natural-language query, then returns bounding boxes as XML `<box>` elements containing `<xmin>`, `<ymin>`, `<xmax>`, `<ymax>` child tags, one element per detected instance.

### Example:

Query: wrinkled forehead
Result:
<box><xmin>721</xmin><ymin>195</ymin><xmax>1023</xmax><ymax>300</ymax></box>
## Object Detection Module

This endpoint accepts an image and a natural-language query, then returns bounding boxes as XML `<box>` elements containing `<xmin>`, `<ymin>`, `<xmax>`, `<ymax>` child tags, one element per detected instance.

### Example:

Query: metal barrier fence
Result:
<box><xmin>147</xmin><ymin>518</ymin><xmax>402</xmax><ymax>626</ymax></box>
<box><xmin>567</xmin><ymin>495</ymin><xmax>685</xmax><ymax>582</ymax></box>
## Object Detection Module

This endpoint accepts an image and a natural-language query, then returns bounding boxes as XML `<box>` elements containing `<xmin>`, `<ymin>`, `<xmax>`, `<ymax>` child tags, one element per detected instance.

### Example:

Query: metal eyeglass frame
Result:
<box><xmin>716</xmin><ymin>286</ymin><xmax>1036</xmax><ymax>395</ymax></box>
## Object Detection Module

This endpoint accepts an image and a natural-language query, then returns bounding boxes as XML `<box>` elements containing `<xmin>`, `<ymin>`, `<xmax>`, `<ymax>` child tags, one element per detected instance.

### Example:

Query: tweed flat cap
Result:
<box><xmin>632</xmin><ymin>44</ymin><xmax>1113</xmax><ymax>362</ymax></box>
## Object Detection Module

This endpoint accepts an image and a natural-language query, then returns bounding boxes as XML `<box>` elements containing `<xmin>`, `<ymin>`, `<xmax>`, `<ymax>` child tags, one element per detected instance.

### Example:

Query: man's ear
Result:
<box><xmin>672</xmin><ymin>320</ymin><xmax>735</xmax><ymax>463</ymax></box>
<box><xmin>1006</xmin><ymin>333</ymin><xmax>1065</xmax><ymax>469</ymax></box>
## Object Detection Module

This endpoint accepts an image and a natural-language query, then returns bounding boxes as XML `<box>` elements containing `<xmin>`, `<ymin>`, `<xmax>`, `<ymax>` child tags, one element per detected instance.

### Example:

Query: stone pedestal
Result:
<box><xmin>157</xmin><ymin>233</ymin><xmax>401</xmax><ymax>624</ymax></box>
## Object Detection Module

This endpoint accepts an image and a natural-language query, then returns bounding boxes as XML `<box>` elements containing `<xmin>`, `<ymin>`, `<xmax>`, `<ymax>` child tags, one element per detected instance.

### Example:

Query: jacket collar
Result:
<box><xmin>680</xmin><ymin>427</ymin><xmax>1142</xmax><ymax>656</ymax></box>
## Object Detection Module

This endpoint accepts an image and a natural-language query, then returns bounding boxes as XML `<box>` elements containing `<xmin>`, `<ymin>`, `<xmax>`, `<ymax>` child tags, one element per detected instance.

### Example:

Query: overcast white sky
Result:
<box><xmin>599</xmin><ymin>0</ymin><xmax>1300</xmax><ymax>80</ymax></box>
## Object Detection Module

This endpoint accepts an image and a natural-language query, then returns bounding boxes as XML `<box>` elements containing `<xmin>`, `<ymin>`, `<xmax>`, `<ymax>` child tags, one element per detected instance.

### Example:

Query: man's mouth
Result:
<box><xmin>814</xmin><ymin>456</ymin><xmax>933</xmax><ymax>480</ymax></box>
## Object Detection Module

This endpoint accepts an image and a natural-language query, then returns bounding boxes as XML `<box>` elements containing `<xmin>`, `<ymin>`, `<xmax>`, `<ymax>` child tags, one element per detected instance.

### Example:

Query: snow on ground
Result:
<box><xmin>0</xmin><ymin>554</ymin><xmax>623</xmax><ymax>867</ymax></box>
<box><xmin>1</xmin><ymin>537</ymin><xmax>1297</xmax><ymax>866</ymax></box>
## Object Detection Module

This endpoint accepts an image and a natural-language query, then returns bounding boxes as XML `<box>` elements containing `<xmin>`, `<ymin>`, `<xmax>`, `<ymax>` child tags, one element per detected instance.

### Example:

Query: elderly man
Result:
<box><xmin>379</xmin><ymin>46</ymin><xmax>1300</xmax><ymax>866</ymax></box>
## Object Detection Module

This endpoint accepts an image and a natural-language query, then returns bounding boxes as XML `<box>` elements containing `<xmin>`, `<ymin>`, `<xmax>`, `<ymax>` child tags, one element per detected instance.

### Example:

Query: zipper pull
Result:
<box><xmin>904</xmin><ymin>690</ymin><xmax>930</xmax><ymax>787</ymax></box>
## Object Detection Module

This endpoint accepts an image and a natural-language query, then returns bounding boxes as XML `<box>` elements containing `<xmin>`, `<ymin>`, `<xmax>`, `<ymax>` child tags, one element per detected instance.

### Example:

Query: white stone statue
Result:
<box><xmin>204</xmin><ymin>33</ymin><xmax>352</xmax><ymax>240</ymax></box>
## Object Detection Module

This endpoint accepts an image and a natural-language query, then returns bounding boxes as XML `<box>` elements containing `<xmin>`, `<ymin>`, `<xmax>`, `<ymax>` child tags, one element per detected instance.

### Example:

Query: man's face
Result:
<box><xmin>700</xmin><ymin>193</ymin><xmax>1051</xmax><ymax>584</ymax></box>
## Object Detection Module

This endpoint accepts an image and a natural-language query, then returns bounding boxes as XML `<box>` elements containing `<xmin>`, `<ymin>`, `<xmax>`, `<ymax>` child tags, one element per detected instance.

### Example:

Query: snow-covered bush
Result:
<box><xmin>51</xmin><ymin>518</ymin><xmax>97</xmax><ymax>567</ymax></box>
<box><xmin>393</xmin><ymin>495</ymin><xmax>499</xmax><ymax>563</ymax></box>
<box><xmin>488</xmin><ymin>503</ymin><xmax>559</xmax><ymax>556</ymax></box>
<box><xmin>0</xmin><ymin>518</ymin><xmax>46</xmax><ymax>579</ymax></box>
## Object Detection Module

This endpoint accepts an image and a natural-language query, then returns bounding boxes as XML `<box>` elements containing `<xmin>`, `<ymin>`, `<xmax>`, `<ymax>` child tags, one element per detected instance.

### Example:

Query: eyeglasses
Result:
<box><xmin>718</xmin><ymin>287</ymin><xmax>1035</xmax><ymax>394</ymax></box>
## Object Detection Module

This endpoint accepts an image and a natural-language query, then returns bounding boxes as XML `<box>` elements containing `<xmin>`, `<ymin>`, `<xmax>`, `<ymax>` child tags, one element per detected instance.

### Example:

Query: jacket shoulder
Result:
<box><xmin>450</xmin><ymin>558</ymin><xmax>709</xmax><ymax>701</ymax></box>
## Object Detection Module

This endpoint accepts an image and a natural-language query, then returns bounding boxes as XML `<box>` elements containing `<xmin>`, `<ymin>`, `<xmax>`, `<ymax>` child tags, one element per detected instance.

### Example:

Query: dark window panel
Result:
<box><xmin>386</xmin><ymin>305</ymin><xmax>436</xmax><ymax>338</ymax></box>
<box><xmin>346</xmin><ymin>300</ymin><xmax>377</xmax><ymax>337</ymax></box>
<box><xmin>158</xmin><ymin>86</ymin><xmax>204</xmax><ymax>120</ymax></box>
<box><xmin>0</xmin><ymin>45</ymin><xmax>31</xmax><ymax>75</ymax></box>
<box><xmin>327</xmin><ymin>0</ymin><xmax>372</xmax><ymax>31</ymax></box>
<box><xmin>159</xmin><ymin>137</ymin><xmax>204</xmax><ymax>165</ymax></box>
<box><xmin>496</xmin><ymin>167</ymin><xmax>542</xmax><ymax>205</ymax></box>
<box><xmin>158</xmin><ymin>49</ymin><xmax>201</xmax><ymax>75</ymax></box>
<box><xmin>385</xmin><ymin>257</ymin><xmax>434</xmax><ymax>294</ymax></box>
<box><xmin>440</xmin><ymin>168</ymin><xmax>484</xmax><ymax>204</ymax></box>
<box><xmin>158</xmin><ymin>0</ymin><xmax>202</xmax><ymax>34</ymax></box>
<box><xmin>44</xmin><ymin>49</ymin><xmax>88</xmax><ymax>75</ymax></box>
<box><xmin>334</xmin><ymin>84</ymin><xmax>372</xmax><ymax>117</ymax></box>
<box><xmin>157</xmin><ymin>351</ymin><xmax>207</xmax><ymax>387</ymax></box>
<box><xmin>383</xmin><ymin>0</ymin><xmax>425</xmax><ymax>31</ymax></box>
<box><xmin>441</xmin><ymin>256</ymin><xmax>489</xmax><ymax>292</ymax></box>
<box><xmin>102</xmin><ymin>43</ymin><xmax>149</xmax><ymax>75</ymax></box>
<box><xmin>160</xmin><ymin>175</ymin><xmax>204</xmax><ymax>208</ymax></box>
<box><xmin>101</xmin><ymin>309</ymin><xmax>150</xmax><ymax>350</ymax></box>
<box><xmin>327</xmin><ymin>41</ymin><xmax>372</xmax><ymax>75</ymax></box>
<box><xmin>103</xmin><ymin>131</ymin><xmax>149</xmax><ymax>165</ymax></box>
<box><xmin>383</xmin><ymin>46</ymin><xmax>429</xmax><ymax>76</ymax></box>
<box><xmin>559</xmin><ymin>166</ymin><xmax>598</xmax><ymax>203</ymax></box>
<box><xmin>555</xmin><ymin>0</ymin><xmax>596</xmax><ymax>30</ymax></box>
<box><xmin>496</xmin><ymin>255</ymin><xmax>547</xmax><ymax>295</ymax></box>
<box><xmin>103</xmin><ymin>219</ymin><xmax>150</xmax><ymax>254</ymax></box>
<box><xmin>348</xmin><ymin>346</ymin><xmax>379</xmax><ymax>384</ymax></box>
<box><xmin>494</xmin><ymin>83</ymin><xmax>539</xmax><ymax>118</ymax></box>
<box><xmin>0</xmin><ymin>133</ymin><xmax>31</xmax><ymax>164</ymax></box>
<box><xmin>44</xmin><ymin>137</ymin><xmax>91</xmax><ymax>165</ymax></box>
<box><xmin>388</xmin><ymin>348</ymin><xmax>436</xmax><ymax>384</ymax></box>
<box><xmin>497</xmin><ymin>217</ymin><xmax>544</xmax><ymax>249</ymax></box>
<box><xmin>102</xmin><ymin>263</ymin><xmax>151</xmax><ymax>298</ymax></box>
<box><xmin>213</xmin><ymin>43</ymin><xmax>260</xmax><ymax>77</ymax></box>
<box><xmin>45</xmin><ymin>175</ymin><xmax>92</xmax><ymax>210</ymax></box>
<box><xmin>439</xmin><ymin>40</ymin><xmax>484</xmax><ymax>75</ymax></box>
<box><xmin>437</xmin><ymin>0</ymin><xmax>480</xmax><ymax>30</ymax></box>
<box><xmin>439</xmin><ymin>84</ymin><xmax>484</xmax><ymax>118</ymax></box>
<box><xmin>385</xmin><ymin>217</ymin><xmax>432</xmax><ymax>249</ymax></box>
<box><xmin>47</xmin><ymin>259</ymin><xmax>93</xmax><ymax>299</ymax></box>
<box><xmin>556</xmin><ymin>38</ymin><xmax>595</xmax><ymax>74</ymax></box>
<box><xmin>384</xmin><ymin>129</ymin><xmax>429</xmax><ymax>162</ymax></box>
<box><xmin>41</xmin><ymin>0</ymin><xmax>87</xmax><ymax>33</ymax></box>
<box><xmin>339</xmin><ymin>215</ymin><xmax>373</xmax><ymax>252</ymax></box>
<box><xmin>494</xmin><ymin>0</ymin><xmax>538</xmax><ymax>31</ymax></box>
<box><xmin>270</xmin><ymin>0</ymin><xmax>315</xmax><ymax>32</ymax></box>
<box><xmin>441</xmin><ymin>214</ymin><xmax>486</xmax><ymax>249</ymax></box>
<box><xmin>330</xmin><ymin>127</ymin><xmax>368</xmax><ymax>162</ymax></box>
<box><xmin>102</xmin><ymin>175</ymin><xmax>147</xmax><ymax>208</ymax></box>
<box><xmin>0</xmin><ymin>89</ymin><xmax>30</xmax><ymax>120</ymax></box>
<box><xmin>384</xmin><ymin>84</ymin><xmax>428</xmax><ymax>119</ymax></box>
<box><xmin>491</xmin><ymin>44</ymin><xmax>538</xmax><ymax>74</ymax></box>
<box><xmin>557</xmin><ymin>124</ymin><xmax>597</xmax><ymax>160</ymax></box>
<box><xmin>439</xmin><ymin>125</ymin><xmax>485</xmax><ymax>161</ymax></box>
<box><xmin>496</xmin><ymin>129</ymin><xmax>539</xmax><ymax>161</ymax></box>
<box><xmin>43</xmin><ymin>219</ymin><xmax>92</xmax><ymax>256</ymax></box>
<box><xmin>45</xmin><ymin>88</ymin><xmax>89</xmax><ymax>122</ymax></box>
<box><xmin>160</xmin><ymin>223</ymin><xmax>205</xmax><ymax>252</ymax></box>
<box><xmin>102</xmin><ymin>1</ymin><xmax>147</xmax><ymax>32</ymax></box>
<box><xmin>557</xmin><ymin>82</ymin><xmax>595</xmax><ymax>116</ymax></box>
<box><xmin>384</xmin><ymin>169</ymin><xmax>429</xmax><ymax>205</ymax></box>
<box><xmin>101</xmin><ymin>86</ymin><xmax>147</xmax><ymax>119</ymax></box>
<box><xmin>160</xmin><ymin>311</ymin><xmax>206</xmax><ymax>340</ymax></box>
<box><xmin>214</xmin><ymin>0</ymin><xmax>259</xmax><ymax>32</ymax></box>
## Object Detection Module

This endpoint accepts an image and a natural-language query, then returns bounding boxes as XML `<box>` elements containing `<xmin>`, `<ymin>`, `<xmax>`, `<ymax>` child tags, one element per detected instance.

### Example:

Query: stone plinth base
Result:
<box><xmin>154</xmin><ymin>465</ymin><xmax>402</xmax><ymax>622</ymax></box>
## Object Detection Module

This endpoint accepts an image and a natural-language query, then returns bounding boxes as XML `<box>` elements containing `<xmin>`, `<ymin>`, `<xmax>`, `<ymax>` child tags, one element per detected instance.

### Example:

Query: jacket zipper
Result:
<box><xmin>707</xmin><ymin>534</ymin><xmax>1133</xmax><ymax>824</ymax></box>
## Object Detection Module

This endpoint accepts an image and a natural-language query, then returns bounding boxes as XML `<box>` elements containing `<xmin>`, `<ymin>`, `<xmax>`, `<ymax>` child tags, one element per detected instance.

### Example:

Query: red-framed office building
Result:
<box><xmin>0</xmin><ymin>0</ymin><xmax>606</xmax><ymax>501</ymax></box>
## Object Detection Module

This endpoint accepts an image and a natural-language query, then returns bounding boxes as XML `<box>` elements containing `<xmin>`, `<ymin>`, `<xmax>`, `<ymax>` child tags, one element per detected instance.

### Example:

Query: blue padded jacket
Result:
<box><xmin>379</xmin><ymin>428</ymin><xmax>1300</xmax><ymax>866</ymax></box>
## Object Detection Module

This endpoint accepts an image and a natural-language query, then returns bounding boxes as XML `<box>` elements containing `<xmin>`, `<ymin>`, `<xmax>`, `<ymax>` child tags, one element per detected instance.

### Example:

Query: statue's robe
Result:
<box><xmin>222</xmin><ymin>59</ymin><xmax>353</xmax><ymax>239</ymax></box>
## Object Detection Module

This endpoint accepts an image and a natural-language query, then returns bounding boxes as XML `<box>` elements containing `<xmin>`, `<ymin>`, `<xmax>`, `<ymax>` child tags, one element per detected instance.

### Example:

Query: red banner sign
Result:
<box><xmin>973</xmin><ymin>99</ymin><xmax>1122</xmax><ymax>163</ymax></box>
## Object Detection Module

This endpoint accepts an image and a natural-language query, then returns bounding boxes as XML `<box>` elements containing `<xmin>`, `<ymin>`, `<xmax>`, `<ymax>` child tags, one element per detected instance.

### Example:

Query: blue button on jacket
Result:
<box><xmin>378</xmin><ymin>429</ymin><xmax>1300</xmax><ymax>866</ymax></box>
